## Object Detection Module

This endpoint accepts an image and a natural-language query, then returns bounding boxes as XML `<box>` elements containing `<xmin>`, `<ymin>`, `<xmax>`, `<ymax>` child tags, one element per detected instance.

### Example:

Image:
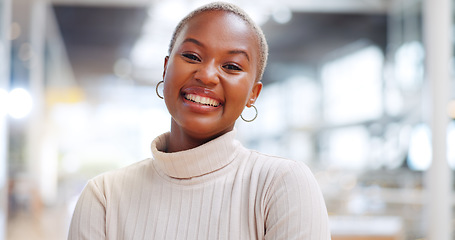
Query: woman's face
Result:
<box><xmin>163</xmin><ymin>11</ymin><xmax>262</xmax><ymax>140</ymax></box>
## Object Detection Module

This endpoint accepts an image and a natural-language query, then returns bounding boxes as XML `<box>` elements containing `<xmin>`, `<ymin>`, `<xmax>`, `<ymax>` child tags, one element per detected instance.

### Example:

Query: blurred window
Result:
<box><xmin>320</xmin><ymin>126</ymin><xmax>371</xmax><ymax>170</ymax></box>
<box><xmin>394</xmin><ymin>41</ymin><xmax>424</xmax><ymax>92</ymax></box>
<box><xmin>407</xmin><ymin>123</ymin><xmax>432</xmax><ymax>171</ymax></box>
<box><xmin>322</xmin><ymin>45</ymin><xmax>383</xmax><ymax>125</ymax></box>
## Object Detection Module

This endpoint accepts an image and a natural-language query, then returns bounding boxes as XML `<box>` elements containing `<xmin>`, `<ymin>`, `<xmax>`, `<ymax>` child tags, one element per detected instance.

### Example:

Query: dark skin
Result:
<box><xmin>162</xmin><ymin>11</ymin><xmax>263</xmax><ymax>153</ymax></box>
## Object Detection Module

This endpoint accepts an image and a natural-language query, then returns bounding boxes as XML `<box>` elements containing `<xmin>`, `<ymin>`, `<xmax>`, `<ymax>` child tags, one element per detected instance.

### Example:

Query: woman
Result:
<box><xmin>68</xmin><ymin>2</ymin><xmax>331</xmax><ymax>239</ymax></box>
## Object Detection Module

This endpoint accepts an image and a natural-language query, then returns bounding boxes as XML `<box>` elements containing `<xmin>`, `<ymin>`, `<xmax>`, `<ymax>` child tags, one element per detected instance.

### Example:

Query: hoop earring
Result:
<box><xmin>240</xmin><ymin>105</ymin><xmax>258</xmax><ymax>122</ymax></box>
<box><xmin>156</xmin><ymin>80</ymin><xmax>164</xmax><ymax>99</ymax></box>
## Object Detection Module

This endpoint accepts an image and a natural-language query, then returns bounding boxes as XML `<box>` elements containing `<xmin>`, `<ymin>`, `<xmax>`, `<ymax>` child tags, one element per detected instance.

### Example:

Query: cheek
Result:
<box><xmin>163</xmin><ymin>62</ymin><xmax>185</xmax><ymax>96</ymax></box>
<box><xmin>225</xmin><ymin>77</ymin><xmax>254</xmax><ymax>106</ymax></box>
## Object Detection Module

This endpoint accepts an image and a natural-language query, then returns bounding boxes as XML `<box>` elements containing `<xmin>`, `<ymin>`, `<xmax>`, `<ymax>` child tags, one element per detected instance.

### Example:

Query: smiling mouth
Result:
<box><xmin>184</xmin><ymin>93</ymin><xmax>221</xmax><ymax>107</ymax></box>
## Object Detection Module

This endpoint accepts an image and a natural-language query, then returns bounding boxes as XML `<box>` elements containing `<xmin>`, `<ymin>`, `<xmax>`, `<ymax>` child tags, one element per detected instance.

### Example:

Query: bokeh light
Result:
<box><xmin>7</xmin><ymin>88</ymin><xmax>33</xmax><ymax>119</ymax></box>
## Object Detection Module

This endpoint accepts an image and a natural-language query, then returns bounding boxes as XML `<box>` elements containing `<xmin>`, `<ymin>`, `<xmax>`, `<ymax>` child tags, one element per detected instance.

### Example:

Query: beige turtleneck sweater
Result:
<box><xmin>68</xmin><ymin>130</ymin><xmax>331</xmax><ymax>239</ymax></box>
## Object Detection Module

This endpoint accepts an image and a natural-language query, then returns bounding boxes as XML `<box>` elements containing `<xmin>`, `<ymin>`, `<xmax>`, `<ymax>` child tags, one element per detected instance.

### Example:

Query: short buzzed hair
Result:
<box><xmin>167</xmin><ymin>2</ymin><xmax>269</xmax><ymax>82</ymax></box>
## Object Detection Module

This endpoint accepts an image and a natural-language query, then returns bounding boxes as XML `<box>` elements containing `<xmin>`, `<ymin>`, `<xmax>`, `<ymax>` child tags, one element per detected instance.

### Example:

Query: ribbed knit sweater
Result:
<box><xmin>68</xmin><ymin>130</ymin><xmax>331</xmax><ymax>239</ymax></box>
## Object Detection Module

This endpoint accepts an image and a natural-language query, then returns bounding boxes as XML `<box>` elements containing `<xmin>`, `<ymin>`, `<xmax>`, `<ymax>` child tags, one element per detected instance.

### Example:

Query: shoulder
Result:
<box><xmin>247</xmin><ymin>149</ymin><xmax>314</xmax><ymax>180</ymax></box>
<box><xmin>89</xmin><ymin>158</ymin><xmax>154</xmax><ymax>192</ymax></box>
<box><xmin>249</xmin><ymin>151</ymin><xmax>331</xmax><ymax>239</ymax></box>
<box><xmin>241</xmin><ymin>149</ymin><xmax>320</xmax><ymax>195</ymax></box>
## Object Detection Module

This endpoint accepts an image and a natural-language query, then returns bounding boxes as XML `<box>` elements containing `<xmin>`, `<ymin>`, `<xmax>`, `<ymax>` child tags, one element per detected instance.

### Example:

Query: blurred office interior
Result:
<box><xmin>1</xmin><ymin>0</ymin><xmax>454</xmax><ymax>239</ymax></box>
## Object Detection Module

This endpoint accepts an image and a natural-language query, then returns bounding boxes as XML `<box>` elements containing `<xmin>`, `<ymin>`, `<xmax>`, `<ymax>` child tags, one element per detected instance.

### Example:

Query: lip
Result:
<box><xmin>181</xmin><ymin>86</ymin><xmax>224</xmax><ymax>112</ymax></box>
<box><xmin>181</xmin><ymin>87</ymin><xmax>224</xmax><ymax>104</ymax></box>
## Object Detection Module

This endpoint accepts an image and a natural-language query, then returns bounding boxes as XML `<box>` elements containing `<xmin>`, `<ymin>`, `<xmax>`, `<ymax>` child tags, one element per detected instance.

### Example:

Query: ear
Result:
<box><xmin>246</xmin><ymin>81</ymin><xmax>263</xmax><ymax>107</ymax></box>
<box><xmin>162</xmin><ymin>56</ymin><xmax>169</xmax><ymax>79</ymax></box>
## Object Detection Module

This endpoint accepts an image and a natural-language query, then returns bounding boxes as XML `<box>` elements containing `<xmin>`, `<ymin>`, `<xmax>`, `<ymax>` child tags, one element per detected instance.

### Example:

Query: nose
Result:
<box><xmin>194</xmin><ymin>60</ymin><xmax>220</xmax><ymax>86</ymax></box>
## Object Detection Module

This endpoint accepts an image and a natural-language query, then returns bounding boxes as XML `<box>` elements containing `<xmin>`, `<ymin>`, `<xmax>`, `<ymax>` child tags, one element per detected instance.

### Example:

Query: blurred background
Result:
<box><xmin>1</xmin><ymin>0</ymin><xmax>454</xmax><ymax>239</ymax></box>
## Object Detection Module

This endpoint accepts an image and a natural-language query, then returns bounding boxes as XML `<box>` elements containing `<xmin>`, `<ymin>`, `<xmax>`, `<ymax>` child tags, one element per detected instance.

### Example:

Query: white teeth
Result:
<box><xmin>185</xmin><ymin>94</ymin><xmax>220</xmax><ymax>107</ymax></box>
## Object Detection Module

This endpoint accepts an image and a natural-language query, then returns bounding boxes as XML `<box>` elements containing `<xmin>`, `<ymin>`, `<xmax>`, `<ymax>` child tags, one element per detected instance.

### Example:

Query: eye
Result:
<box><xmin>223</xmin><ymin>63</ymin><xmax>242</xmax><ymax>71</ymax></box>
<box><xmin>181</xmin><ymin>53</ymin><xmax>201</xmax><ymax>62</ymax></box>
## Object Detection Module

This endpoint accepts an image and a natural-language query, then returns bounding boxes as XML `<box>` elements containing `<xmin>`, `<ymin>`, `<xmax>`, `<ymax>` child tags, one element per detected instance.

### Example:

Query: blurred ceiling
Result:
<box><xmin>49</xmin><ymin>0</ymin><xmax>388</xmax><ymax>85</ymax></box>
<box><xmin>261</xmin><ymin>12</ymin><xmax>387</xmax><ymax>82</ymax></box>
<box><xmin>52</xmin><ymin>5</ymin><xmax>148</xmax><ymax>83</ymax></box>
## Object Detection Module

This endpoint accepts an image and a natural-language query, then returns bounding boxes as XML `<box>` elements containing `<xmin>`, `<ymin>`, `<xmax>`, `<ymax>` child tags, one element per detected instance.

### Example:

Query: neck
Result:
<box><xmin>167</xmin><ymin>120</ymin><xmax>233</xmax><ymax>153</ymax></box>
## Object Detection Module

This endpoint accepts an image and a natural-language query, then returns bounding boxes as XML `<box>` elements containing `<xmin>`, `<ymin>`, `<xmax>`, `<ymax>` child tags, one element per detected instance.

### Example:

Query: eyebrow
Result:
<box><xmin>182</xmin><ymin>38</ymin><xmax>250</xmax><ymax>62</ymax></box>
<box><xmin>183</xmin><ymin>38</ymin><xmax>204</xmax><ymax>47</ymax></box>
<box><xmin>228</xmin><ymin>50</ymin><xmax>250</xmax><ymax>62</ymax></box>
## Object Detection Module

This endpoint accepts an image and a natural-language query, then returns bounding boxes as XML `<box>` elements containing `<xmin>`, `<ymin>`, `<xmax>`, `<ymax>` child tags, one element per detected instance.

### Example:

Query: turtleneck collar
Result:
<box><xmin>151</xmin><ymin>130</ymin><xmax>241</xmax><ymax>179</ymax></box>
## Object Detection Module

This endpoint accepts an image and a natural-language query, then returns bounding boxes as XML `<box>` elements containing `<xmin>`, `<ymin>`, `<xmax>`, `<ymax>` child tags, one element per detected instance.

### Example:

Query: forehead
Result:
<box><xmin>176</xmin><ymin>11</ymin><xmax>260</xmax><ymax>58</ymax></box>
